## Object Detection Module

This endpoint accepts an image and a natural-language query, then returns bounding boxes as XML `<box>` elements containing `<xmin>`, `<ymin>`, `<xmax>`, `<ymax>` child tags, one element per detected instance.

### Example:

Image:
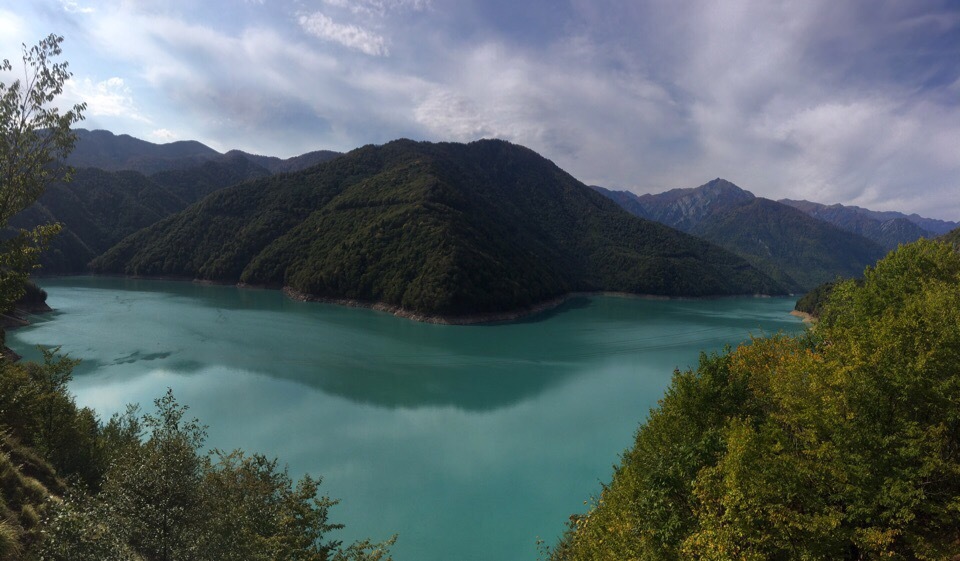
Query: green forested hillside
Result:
<box><xmin>692</xmin><ymin>198</ymin><xmax>887</xmax><ymax>292</ymax></box>
<box><xmin>596</xmin><ymin>181</ymin><xmax>887</xmax><ymax>292</ymax></box>
<box><xmin>943</xmin><ymin>226</ymin><xmax>960</xmax><ymax>246</ymax></box>
<box><xmin>92</xmin><ymin>139</ymin><xmax>786</xmax><ymax>318</ymax></box>
<box><xmin>548</xmin><ymin>239</ymin><xmax>960</xmax><ymax>560</ymax></box>
<box><xmin>8</xmin><ymin>157</ymin><xmax>272</xmax><ymax>274</ymax></box>
<box><xmin>7</xmin><ymin>168</ymin><xmax>186</xmax><ymax>272</ymax></box>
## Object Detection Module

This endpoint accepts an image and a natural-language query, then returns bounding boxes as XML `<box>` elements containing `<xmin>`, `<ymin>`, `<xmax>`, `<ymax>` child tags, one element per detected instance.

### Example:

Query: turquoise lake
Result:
<box><xmin>7</xmin><ymin>277</ymin><xmax>805</xmax><ymax>561</ymax></box>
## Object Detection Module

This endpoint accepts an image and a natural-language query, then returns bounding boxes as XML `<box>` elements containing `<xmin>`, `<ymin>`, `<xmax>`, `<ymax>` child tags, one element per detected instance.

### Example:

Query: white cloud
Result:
<box><xmin>298</xmin><ymin>12</ymin><xmax>388</xmax><ymax>56</ymax></box>
<box><xmin>321</xmin><ymin>0</ymin><xmax>430</xmax><ymax>17</ymax></box>
<box><xmin>66</xmin><ymin>77</ymin><xmax>150</xmax><ymax>123</ymax></box>
<box><xmin>150</xmin><ymin>128</ymin><xmax>177</xmax><ymax>141</ymax></box>
<box><xmin>60</xmin><ymin>0</ymin><xmax>95</xmax><ymax>14</ymax></box>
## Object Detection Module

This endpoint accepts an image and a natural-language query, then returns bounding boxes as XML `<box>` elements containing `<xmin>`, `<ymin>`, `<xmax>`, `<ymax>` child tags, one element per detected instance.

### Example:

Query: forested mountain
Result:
<box><xmin>8</xmin><ymin>168</ymin><xmax>186</xmax><ymax>272</ymax></box>
<box><xmin>91</xmin><ymin>139</ymin><xmax>786</xmax><ymax>319</ymax></box>
<box><xmin>9</xmin><ymin>157</ymin><xmax>274</xmax><ymax>273</ymax></box>
<box><xmin>595</xmin><ymin>179</ymin><xmax>886</xmax><ymax>291</ymax></box>
<box><xmin>66</xmin><ymin>129</ymin><xmax>221</xmax><ymax>173</ymax></box>
<box><xmin>11</xmin><ymin>132</ymin><xmax>343</xmax><ymax>274</ymax></box>
<box><xmin>692</xmin><ymin>198</ymin><xmax>887</xmax><ymax>291</ymax></box>
<box><xmin>943</xmin><ymin>226</ymin><xmax>960</xmax><ymax>246</ymax></box>
<box><xmin>779</xmin><ymin>198</ymin><xmax>957</xmax><ymax>249</ymax></box>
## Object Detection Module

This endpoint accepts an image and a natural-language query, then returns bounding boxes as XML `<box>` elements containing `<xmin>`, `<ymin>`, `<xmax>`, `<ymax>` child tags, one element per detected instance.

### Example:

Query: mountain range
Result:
<box><xmin>592</xmin><ymin>179</ymin><xmax>956</xmax><ymax>292</ymax></box>
<box><xmin>13</xmin><ymin>129</ymin><xmax>957</xmax><ymax>319</ymax></box>
<box><xmin>66</xmin><ymin>128</ymin><xmax>341</xmax><ymax>175</ymax></box>
<box><xmin>89</xmin><ymin>139</ymin><xmax>783</xmax><ymax>318</ymax></box>
<box><xmin>10</xmin><ymin>131</ymin><xmax>340</xmax><ymax>274</ymax></box>
<box><xmin>778</xmin><ymin>199</ymin><xmax>957</xmax><ymax>249</ymax></box>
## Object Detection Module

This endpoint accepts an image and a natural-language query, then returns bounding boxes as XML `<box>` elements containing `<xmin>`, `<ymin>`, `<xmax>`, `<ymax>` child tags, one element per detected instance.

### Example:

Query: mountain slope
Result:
<box><xmin>67</xmin><ymin>129</ymin><xmax>221</xmax><ymax>173</ymax></box>
<box><xmin>943</xmin><ymin>226</ymin><xmax>960</xmax><ymax>246</ymax></box>
<box><xmin>693</xmin><ymin>199</ymin><xmax>887</xmax><ymax>290</ymax></box>
<box><xmin>66</xmin><ymin>129</ymin><xmax>342</xmax><ymax>175</ymax></box>
<box><xmin>10</xmin><ymin>157</ymin><xmax>277</xmax><ymax>273</ymax></box>
<box><xmin>778</xmin><ymin>199</ymin><xmax>954</xmax><ymax>249</ymax></box>
<box><xmin>9</xmin><ymin>168</ymin><xmax>187</xmax><ymax>272</ymax></box>
<box><xmin>597</xmin><ymin>179</ymin><xmax>887</xmax><ymax>291</ymax></box>
<box><xmin>92</xmin><ymin>139</ymin><xmax>786</xmax><ymax>319</ymax></box>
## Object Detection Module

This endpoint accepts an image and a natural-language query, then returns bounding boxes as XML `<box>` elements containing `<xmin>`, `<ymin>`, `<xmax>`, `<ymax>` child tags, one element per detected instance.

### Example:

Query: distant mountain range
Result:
<box><xmin>11</xmin><ymin>131</ymin><xmax>340</xmax><ymax>274</ymax></box>
<box><xmin>593</xmin><ymin>179</ymin><xmax>957</xmax><ymax>292</ymax></box>
<box><xmin>14</xmin><ymin>129</ymin><xmax>957</xmax><ymax>318</ymax></box>
<box><xmin>89</xmin><ymin>139</ymin><xmax>784</xmax><ymax>319</ymax></box>
<box><xmin>778</xmin><ymin>199</ymin><xmax>957</xmax><ymax>249</ymax></box>
<box><xmin>67</xmin><ymin>129</ymin><xmax>340</xmax><ymax>174</ymax></box>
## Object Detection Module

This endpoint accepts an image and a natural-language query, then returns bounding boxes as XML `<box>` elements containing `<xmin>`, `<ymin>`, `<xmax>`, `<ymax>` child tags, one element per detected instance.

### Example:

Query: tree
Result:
<box><xmin>38</xmin><ymin>390</ymin><xmax>396</xmax><ymax>561</ymax></box>
<box><xmin>0</xmin><ymin>33</ymin><xmax>85</xmax><ymax>315</ymax></box>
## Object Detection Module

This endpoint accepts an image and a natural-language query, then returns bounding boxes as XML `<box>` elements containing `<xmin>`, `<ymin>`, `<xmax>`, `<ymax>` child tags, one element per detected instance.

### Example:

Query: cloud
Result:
<box><xmin>60</xmin><ymin>0</ymin><xmax>94</xmax><ymax>14</ymax></box>
<box><xmin>65</xmin><ymin>76</ymin><xmax>150</xmax><ymax>122</ymax></box>
<box><xmin>149</xmin><ymin>128</ymin><xmax>177</xmax><ymax>141</ymax></box>
<box><xmin>298</xmin><ymin>12</ymin><xmax>388</xmax><ymax>56</ymax></box>
<box><xmin>321</xmin><ymin>0</ymin><xmax>430</xmax><ymax>17</ymax></box>
<box><xmin>18</xmin><ymin>0</ymin><xmax>958</xmax><ymax>219</ymax></box>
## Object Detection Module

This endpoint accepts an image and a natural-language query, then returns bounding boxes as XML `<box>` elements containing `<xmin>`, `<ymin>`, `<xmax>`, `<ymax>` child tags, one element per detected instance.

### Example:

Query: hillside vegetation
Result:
<box><xmin>549</xmin><ymin>239</ymin><xmax>960</xmax><ymax>560</ymax></box>
<box><xmin>692</xmin><ymin>198</ymin><xmax>886</xmax><ymax>292</ymax></box>
<box><xmin>92</xmin><ymin>139</ymin><xmax>785</xmax><ymax>318</ymax></box>
<box><xmin>596</xmin><ymin>180</ymin><xmax>887</xmax><ymax>292</ymax></box>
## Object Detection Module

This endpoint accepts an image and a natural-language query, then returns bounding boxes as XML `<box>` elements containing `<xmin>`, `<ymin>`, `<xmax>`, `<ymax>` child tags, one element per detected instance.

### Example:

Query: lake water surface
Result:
<box><xmin>8</xmin><ymin>277</ymin><xmax>804</xmax><ymax>561</ymax></box>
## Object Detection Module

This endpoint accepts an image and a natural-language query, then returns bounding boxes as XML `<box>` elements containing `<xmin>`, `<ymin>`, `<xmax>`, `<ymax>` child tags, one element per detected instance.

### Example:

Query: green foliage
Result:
<box><xmin>0</xmin><ymin>350</ymin><xmax>104</xmax><ymax>488</ymax></box>
<box><xmin>93</xmin><ymin>139</ymin><xmax>785</xmax><ymax>317</ymax></box>
<box><xmin>34</xmin><ymin>389</ymin><xmax>395</xmax><ymax>561</ymax></box>
<box><xmin>941</xmin><ymin>226</ymin><xmax>960</xmax><ymax>247</ymax></box>
<box><xmin>551</xmin><ymin>239</ymin><xmax>960</xmax><ymax>560</ymax></box>
<box><xmin>0</xmin><ymin>34</ymin><xmax>84</xmax><ymax>310</ymax></box>
<box><xmin>794</xmin><ymin>280</ymin><xmax>839</xmax><ymax>318</ymax></box>
<box><xmin>692</xmin><ymin>198</ymin><xmax>886</xmax><ymax>292</ymax></box>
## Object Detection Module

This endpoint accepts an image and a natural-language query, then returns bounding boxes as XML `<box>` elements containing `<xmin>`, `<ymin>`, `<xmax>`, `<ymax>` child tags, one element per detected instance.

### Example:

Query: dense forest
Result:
<box><xmin>546</xmin><ymin>238</ymin><xmax>960</xmax><ymax>559</ymax></box>
<box><xmin>91</xmin><ymin>139</ymin><xmax>786</xmax><ymax>318</ymax></box>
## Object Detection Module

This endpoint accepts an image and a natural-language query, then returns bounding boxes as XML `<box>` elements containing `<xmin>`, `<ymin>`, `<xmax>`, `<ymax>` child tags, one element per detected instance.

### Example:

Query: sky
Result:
<box><xmin>1</xmin><ymin>0</ymin><xmax>959</xmax><ymax>221</ymax></box>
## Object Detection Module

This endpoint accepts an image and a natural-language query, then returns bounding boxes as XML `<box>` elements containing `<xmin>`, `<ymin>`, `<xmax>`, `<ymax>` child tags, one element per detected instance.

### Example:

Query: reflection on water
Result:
<box><xmin>7</xmin><ymin>277</ymin><xmax>804</xmax><ymax>561</ymax></box>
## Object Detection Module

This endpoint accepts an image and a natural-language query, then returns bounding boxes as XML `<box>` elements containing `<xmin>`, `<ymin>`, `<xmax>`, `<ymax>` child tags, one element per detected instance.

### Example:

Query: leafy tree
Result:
<box><xmin>0</xmin><ymin>33</ymin><xmax>84</xmax><ymax>315</ymax></box>
<box><xmin>37</xmin><ymin>390</ymin><xmax>396</xmax><ymax>561</ymax></box>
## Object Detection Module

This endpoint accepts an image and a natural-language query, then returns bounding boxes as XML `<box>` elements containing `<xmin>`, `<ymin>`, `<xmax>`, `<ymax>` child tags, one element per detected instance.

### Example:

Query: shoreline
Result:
<box><xmin>33</xmin><ymin>273</ymin><xmax>798</xmax><ymax>325</ymax></box>
<box><xmin>790</xmin><ymin>310</ymin><xmax>815</xmax><ymax>323</ymax></box>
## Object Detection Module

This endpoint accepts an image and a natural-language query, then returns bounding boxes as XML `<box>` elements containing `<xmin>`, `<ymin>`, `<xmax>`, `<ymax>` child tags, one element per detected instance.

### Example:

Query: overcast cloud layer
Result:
<box><xmin>1</xmin><ymin>0</ymin><xmax>959</xmax><ymax>220</ymax></box>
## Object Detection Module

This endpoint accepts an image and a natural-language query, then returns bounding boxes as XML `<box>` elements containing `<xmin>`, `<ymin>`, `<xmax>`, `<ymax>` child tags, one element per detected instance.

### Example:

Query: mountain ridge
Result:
<box><xmin>66</xmin><ymin>128</ymin><xmax>341</xmax><ymax>175</ymax></box>
<box><xmin>778</xmin><ymin>198</ymin><xmax>957</xmax><ymax>249</ymax></box>
<box><xmin>595</xmin><ymin>180</ymin><xmax>888</xmax><ymax>291</ymax></box>
<box><xmin>90</xmin><ymin>139</ymin><xmax>786</xmax><ymax>321</ymax></box>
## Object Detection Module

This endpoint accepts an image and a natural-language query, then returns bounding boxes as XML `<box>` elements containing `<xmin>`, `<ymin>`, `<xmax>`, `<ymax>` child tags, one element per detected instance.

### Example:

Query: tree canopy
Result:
<box><xmin>549</xmin><ymin>239</ymin><xmax>960</xmax><ymax>560</ymax></box>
